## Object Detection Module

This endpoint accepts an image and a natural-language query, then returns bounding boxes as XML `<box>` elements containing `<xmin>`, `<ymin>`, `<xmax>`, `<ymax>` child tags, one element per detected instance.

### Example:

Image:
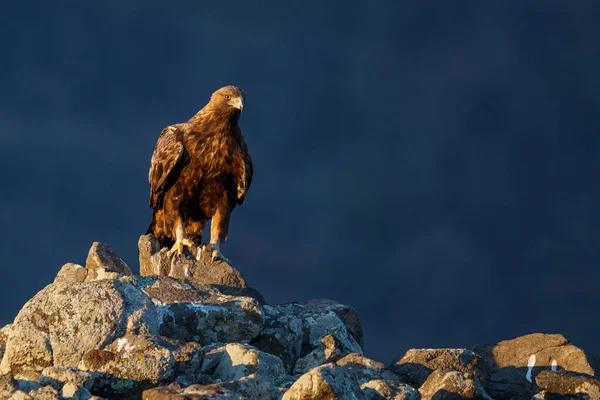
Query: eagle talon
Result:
<box><xmin>167</xmin><ymin>238</ymin><xmax>199</xmax><ymax>258</ymax></box>
<box><xmin>211</xmin><ymin>249</ymin><xmax>229</xmax><ymax>263</ymax></box>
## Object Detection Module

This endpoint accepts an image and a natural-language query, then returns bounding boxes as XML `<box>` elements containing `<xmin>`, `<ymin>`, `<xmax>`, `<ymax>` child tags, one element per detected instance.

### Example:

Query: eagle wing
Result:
<box><xmin>148</xmin><ymin>124</ymin><xmax>187</xmax><ymax>209</ymax></box>
<box><xmin>236</xmin><ymin>136</ymin><xmax>253</xmax><ymax>205</ymax></box>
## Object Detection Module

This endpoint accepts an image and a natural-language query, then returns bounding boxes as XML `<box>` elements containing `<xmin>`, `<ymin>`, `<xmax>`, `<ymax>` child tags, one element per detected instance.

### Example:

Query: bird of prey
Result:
<box><xmin>147</xmin><ymin>85</ymin><xmax>253</xmax><ymax>262</ymax></box>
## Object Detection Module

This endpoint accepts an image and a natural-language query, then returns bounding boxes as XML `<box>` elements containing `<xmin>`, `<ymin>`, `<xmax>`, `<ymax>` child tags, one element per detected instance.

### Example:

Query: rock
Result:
<box><xmin>284</xmin><ymin>354</ymin><xmax>415</xmax><ymax>400</ymax></box>
<box><xmin>251</xmin><ymin>304</ymin><xmax>303</xmax><ymax>373</ymax></box>
<box><xmin>54</xmin><ymin>263</ymin><xmax>88</xmax><ymax>283</ymax></box>
<box><xmin>143</xmin><ymin>375</ymin><xmax>282</xmax><ymax>400</ymax></box>
<box><xmin>200</xmin><ymin>343</ymin><xmax>286</xmax><ymax>386</ymax></box>
<box><xmin>85</xmin><ymin>242</ymin><xmax>133</xmax><ymax>281</ymax></box>
<box><xmin>78</xmin><ymin>334</ymin><xmax>177</xmax><ymax>399</ymax></box>
<box><xmin>535</xmin><ymin>370</ymin><xmax>600</xmax><ymax>398</ymax></box>
<box><xmin>252</xmin><ymin>301</ymin><xmax>362</xmax><ymax>374</ymax></box>
<box><xmin>8</xmin><ymin>390</ymin><xmax>33</xmax><ymax>400</ymax></box>
<box><xmin>28</xmin><ymin>385</ymin><xmax>60</xmax><ymax>400</ymax></box>
<box><xmin>391</xmin><ymin>348</ymin><xmax>489</xmax><ymax>388</ymax></box>
<box><xmin>360</xmin><ymin>379</ymin><xmax>421</xmax><ymax>400</ymax></box>
<box><xmin>171</xmin><ymin>341</ymin><xmax>204</xmax><ymax>386</ymax></box>
<box><xmin>304</xmin><ymin>299</ymin><xmax>364</xmax><ymax>349</ymax></box>
<box><xmin>473</xmin><ymin>333</ymin><xmax>596</xmax><ymax>400</ymax></box>
<box><xmin>138</xmin><ymin>234</ymin><xmax>169</xmax><ymax>277</ymax></box>
<box><xmin>418</xmin><ymin>370</ymin><xmax>492</xmax><ymax>400</ymax></box>
<box><xmin>125</xmin><ymin>276</ymin><xmax>264</xmax><ymax>345</ymax></box>
<box><xmin>294</xmin><ymin>334</ymin><xmax>349</xmax><ymax>375</ymax></box>
<box><xmin>0</xmin><ymin>374</ymin><xmax>17</xmax><ymax>398</ymax></box>
<box><xmin>0</xmin><ymin>280</ymin><xmax>158</xmax><ymax>375</ymax></box>
<box><xmin>40</xmin><ymin>366</ymin><xmax>93</xmax><ymax>390</ymax></box>
<box><xmin>138</xmin><ymin>235</ymin><xmax>251</xmax><ymax>290</ymax></box>
<box><xmin>13</xmin><ymin>370</ymin><xmax>41</xmax><ymax>393</ymax></box>
<box><xmin>60</xmin><ymin>382</ymin><xmax>95</xmax><ymax>399</ymax></box>
<box><xmin>336</xmin><ymin>353</ymin><xmax>404</xmax><ymax>385</ymax></box>
<box><xmin>0</xmin><ymin>324</ymin><xmax>12</xmax><ymax>363</ymax></box>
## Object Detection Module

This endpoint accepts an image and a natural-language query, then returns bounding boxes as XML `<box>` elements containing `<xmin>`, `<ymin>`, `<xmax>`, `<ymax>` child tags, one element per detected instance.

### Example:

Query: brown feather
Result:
<box><xmin>147</xmin><ymin>86</ymin><xmax>253</xmax><ymax>248</ymax></box>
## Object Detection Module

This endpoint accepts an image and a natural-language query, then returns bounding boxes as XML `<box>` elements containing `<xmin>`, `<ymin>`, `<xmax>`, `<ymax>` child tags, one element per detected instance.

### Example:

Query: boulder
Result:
<box><xmin>0</xmin><ymin>280</ymin><xmax>158</xmax><ymax>375</ymax></box>
<box><xmin>124</xmin><ymin>276</ymin><xmax>264</xmax><ymax>345</ymax></box>
<box><xmin>0</xmin><ymin>324</ymin><xmax>10</xmax><ymax>365</ymax></box>
<box><xmin>27</xmin><ymin>385</ymin><xmax>60</xmax><ymax>400</ymax></box>
<box><xmin>418</xmin><ymin>370</ymin><xmax>492</xmax><ymax>400</ymax></box>
<box><xmin>12</xmin><ymin>370</ymin><xmax>42</xmax><ymax>393</ymax></box>
<box><xmin>473</xmin><ymin>333</ymin><xmax>596</xmax><ymax>400</ymax></box>
<box><xmin>303</xmin><ymin>299</ymin><xmax>364</xmax><ymax>349</ymax></box>
<box><xmin>294</xmin><ymin>334</ymin><xmax>351</xmax><ymax>375</ymax></box>
<box><xmin>138</xmin><ymin>234</ymin><xmax>251</xmax><ymax>290</ymax></box>
<box><xmin>200</xmin><ymin>343</ymin><xmax>286</xmax><ymax>386</ymax></box>
<box><xmin>8</xmin><ymin>390</ymin><xmax>34</xmax><ymax>400</ymax></box>
<box><xmin>143</xmin><ymin>375</ymin><xmax>282</xmax><ymax>400</ymax></box>
<box><xmin>391</xmin><ymin>348</ymin><xmax>489</xmax><ymax>388</ymax></box>
<box><xmin>138</xmin><ymin>234</ymin><xmax>169</xmax><ymax>277</ymax></box>
<box><xmin>60</xmin><ymin>382</ymin><xmax>95</xmax><ymax>400</ymax></box>
<box><xmin>535</xmin><ymin>370</ymin><xmax>600</xmax><ymax>398</ymax></box>
<box><xmin>54</xmin><ymin>263</ymin><xmax>88</xmax><ymax>283</ymax></box>
<box><xmin>78</xmin><ymin>334</ymin><xmax>201</xmax><ymax>399</ymax></box>
<box><xmin>284</xmin><ymin>354</ymin><xmax>417</xmax><ymax>400</ymax></box>
<box><xmin>251</xmin><ymin>304</ymin><xmax>303</xmax><ymax>373</ymax></box>
<box><xmin>252</xmin><ymin>301</ymin><xmax>362</xmax><ymax>374</ymax></box>
<box><xmin>40</xmin><ymin>366</ymin><xmax>93</xmax><ymax>391</ymax></box>
<box><xmin>85</xmin><ymin>242</ymin><xmax>133</xmax><ymax>281</ymax></box>
<box><xmin>0</xmin><ymin>374</ymin><xmax>17</xmax><ymax>398</ymax></box>
<box><xmin>361</xmin><ymin>379</ymin><xmax>421</xmax><ymax>400</ymax></box>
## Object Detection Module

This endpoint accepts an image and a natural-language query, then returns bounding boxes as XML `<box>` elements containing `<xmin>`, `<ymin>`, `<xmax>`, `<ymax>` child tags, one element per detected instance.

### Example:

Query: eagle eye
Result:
<box><xmin>225</xmin><ymin>95</ymin><xmax>231</xmax><ymax>100</ymax></box>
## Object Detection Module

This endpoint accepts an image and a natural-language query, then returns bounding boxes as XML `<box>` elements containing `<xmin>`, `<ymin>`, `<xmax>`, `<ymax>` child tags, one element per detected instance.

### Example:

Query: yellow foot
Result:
<box><xmin>167</xmin><ymin>238</ymin><xmax>198</xmax><ymax>258</ymax></box>
<box><xmin>201</xmin><ymin>243</ymin><xmax>230</xmax><ymax>263</ymax></box>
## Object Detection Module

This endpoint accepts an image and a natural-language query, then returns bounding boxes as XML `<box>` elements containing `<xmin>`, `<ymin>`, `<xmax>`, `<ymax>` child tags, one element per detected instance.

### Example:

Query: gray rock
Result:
<box><xmin>0</xmin><ymin>280</ymin><xmax>157</xmax><ymax>375</ymax></box>
<box><xmin>391</xmin><ymin>348</ymin><xmax>489</xmax><ymax>388</ymax></box>
<box><xmin>54</xmin><ymin>263</ymin><xmax>88</xmax><ymax>283</ymax></box>
<box><xmin>143</xmin><ymin>375</ymin><xmax>282</xmax><ymax>400</ymax></box>
<box><xmin>251</xmin><ymin>304</ymin><xmax>303</xmax><ymax>373</ymax></box>
<box><xmin>361</xmin><ymin>379</ymin><xmax>421</xmax><ymax>400</ymax></box>
<box><xmin>252</xmin><ymin>301</ymin><xmax>361</xmax><ymax>375</ymax></box>
<box><xmin>138</xmin><ymin>234</ymin><xmax>169</xmax><ymax>277</ymax></box>
<box><xmin>40</xmin><ymin>366</ymin><xmax>93</xmax><ymax>390</ymax></box>
<box><xmin>85</xmin><ymin>242</ymin><xmax>133</xmax><ymax>281</ymax></box>
<box><xmin>79</xmin><ymin>334</ymin><xmax>176</xmax><ymax>398</ymax></box>
<box><xmin>138</xmin><ymin>235</ymin><xmax>251</xmax><ymax>290</ymax></box>
<box><xmin>304</xmin><ymin>299</ymin><xmax>364</xmax><ymax>349</ymax></box>
<box><xmin>418</xmin><ymin>370</ymin><xmax>492</xmax><ymax>400</ymax></box>
<box><xmin>77</xmin><ymin>333</ymin><xmax>202</xmax><ymax>399</ymax></box>
<box><xmin>13</xmin><ymin>370</ymin><xmax>41</xmax><ymax>393</ymax></box>
<box><xmin>27</xmin><ymin>385</ymin><xmax>60</xmax><ymax>400</ymax></box>
<box><xmin>535</xmin><ymin>370</ymin><xmax>600</xmax><ymax>398</ymax></box>
<box><xmin>8</xmin><ymin>390</ymin><xmax>33</xmax><ymax>400</ymax></box>
<box><xmin>125</xmin><ymin>276</ymin><xmax>264</xmax><ymax>345</ymax></box>
<box><xmin>0</xmin><ymin>324</ymin><xmax>12</xmax><ymax>363</ymax></box>
<box><xmin>294</xmin><ymin>334</ymin><xmax>349</xmax><ymax>375</ymax></box>
<box><xmin>0</xmin><ymin>374</ymin><xmax>17</xmax><ymax>398</ymax></box>
<box><xmin>171</xmin><ymin>341</ymin><xmax>204</xmax><ymax>385</ymax></box>
<box><xmin>474</xmin><ymin>333</ymin><xmax>596</xmax><ymax>400</ymax></box>
<box><xmin>284</xmin><ymin>354</ymin><xmax>415</xmax><ymax>400</ymax></box>
<box><xmin>60</xmin><ymin>382</ymin><xmax>95</xmax><ymax>400</ymax></box>
<box><xmin>200</xmin><ymin>343</ymin><xmax>286</xmax><ymax>386</ymax></box>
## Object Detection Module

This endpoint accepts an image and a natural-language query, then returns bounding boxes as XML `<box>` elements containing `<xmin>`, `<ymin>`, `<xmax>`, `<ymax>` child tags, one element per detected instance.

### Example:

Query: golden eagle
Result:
<box><xmin>147</xmin><ymin>86</ymin><xmax>253</xmax><ymax>262</ymax></box>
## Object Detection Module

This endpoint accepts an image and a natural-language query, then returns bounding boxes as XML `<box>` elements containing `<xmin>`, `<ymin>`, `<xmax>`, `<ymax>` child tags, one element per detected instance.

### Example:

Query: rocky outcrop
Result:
<box><xmin>473</xmin><ymin>333</ymin><xmax>597</xmax><ymax>400</ymax></box>
<box><xmin>392</xmin><ymin>348</ymin><xmax>489</xmax><ymax>388</ymax></box>
<box><xmin>0</xmin><ymin>241</ymin><xmax>599</xmax><ymax>399</ymax></box>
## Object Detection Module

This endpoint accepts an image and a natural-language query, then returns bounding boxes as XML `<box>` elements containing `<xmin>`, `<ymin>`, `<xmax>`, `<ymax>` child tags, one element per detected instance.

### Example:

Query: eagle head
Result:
<box><xmin>211</xmin><ymin>86</ymin><xmax>246</xmax><ymax>114</ymax></box>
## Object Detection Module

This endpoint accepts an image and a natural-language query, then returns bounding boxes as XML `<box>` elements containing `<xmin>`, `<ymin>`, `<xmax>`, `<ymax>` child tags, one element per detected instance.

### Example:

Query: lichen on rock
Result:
<box><xmin>1</xmin><ymin>241</ymin><xmax>598</xmax><ymax>399</ymax></box>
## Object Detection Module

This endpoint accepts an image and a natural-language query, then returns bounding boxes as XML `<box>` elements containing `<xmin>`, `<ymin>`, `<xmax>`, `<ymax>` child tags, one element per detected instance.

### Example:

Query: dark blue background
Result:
<box><xmin>1</xmin><ymin>1</ymin><xmax>599</xmax><ymax>363</ymax></box>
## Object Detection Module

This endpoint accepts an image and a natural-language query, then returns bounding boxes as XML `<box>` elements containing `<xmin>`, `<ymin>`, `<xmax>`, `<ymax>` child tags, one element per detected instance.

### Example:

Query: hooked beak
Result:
<box><xmin>229</xmin><ymin>97</ymin><xmax>244</xmax><ymax>112</ymax></box>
